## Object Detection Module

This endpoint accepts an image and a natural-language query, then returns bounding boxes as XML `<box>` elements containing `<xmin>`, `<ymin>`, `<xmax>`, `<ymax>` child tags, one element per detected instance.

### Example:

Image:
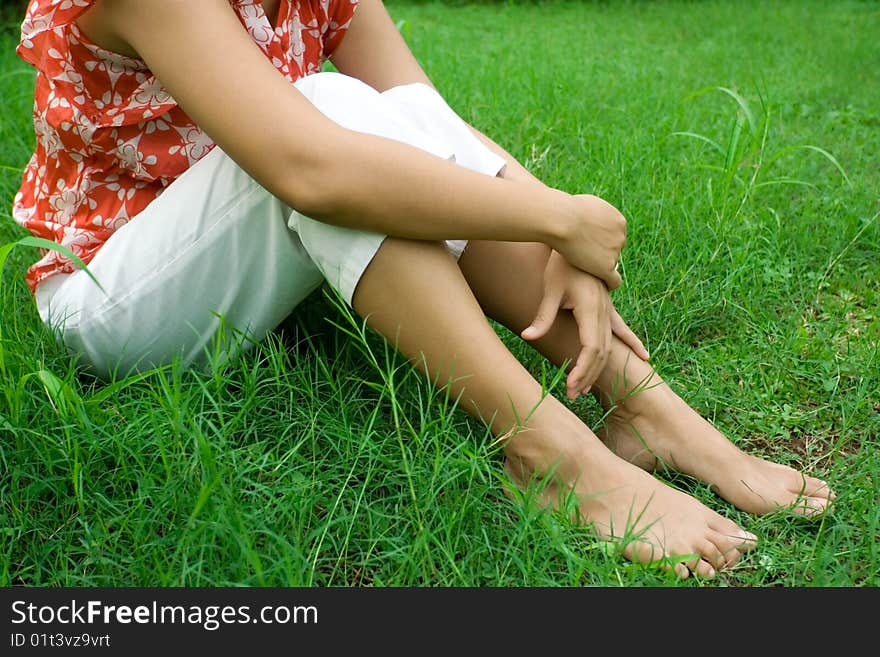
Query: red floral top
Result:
<box><xmin>13</xmin><ymin>0</ymin><xmax>358</xmax><ymax>293</ymax></box>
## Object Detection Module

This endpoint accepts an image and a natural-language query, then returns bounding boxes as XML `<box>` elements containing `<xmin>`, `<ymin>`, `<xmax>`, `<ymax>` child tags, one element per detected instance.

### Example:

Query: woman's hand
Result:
<box><xmin>549</xmin><ymin>194</ymin><xmax>628</xmax><ymax>290</ymax></box>
<box><xmin>521</xmin><ymin>250</ymin><xmax>649</xmax><ymax>399</ymax></box>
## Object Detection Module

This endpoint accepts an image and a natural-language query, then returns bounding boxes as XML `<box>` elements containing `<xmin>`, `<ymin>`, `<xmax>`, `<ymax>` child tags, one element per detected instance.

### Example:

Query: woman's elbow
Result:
<box><xmin>270</xmin><ymin>146</ymin><xmax>349</xmax><ymax>220</ymax></box>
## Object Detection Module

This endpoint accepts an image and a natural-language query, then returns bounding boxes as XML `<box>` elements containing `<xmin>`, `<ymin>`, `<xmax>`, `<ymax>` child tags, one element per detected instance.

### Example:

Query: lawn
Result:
<box><xmin>1</xmin><ymin>0</ymin><xmax>878</xmax><ymax>587</ymax></box>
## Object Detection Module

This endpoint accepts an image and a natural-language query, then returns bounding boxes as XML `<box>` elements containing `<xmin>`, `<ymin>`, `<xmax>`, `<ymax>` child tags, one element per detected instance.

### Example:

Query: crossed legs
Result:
<box><xmin>349</xmin><ymin>236</ymin><xmax>837</xmax><ymax>578</ymax></box>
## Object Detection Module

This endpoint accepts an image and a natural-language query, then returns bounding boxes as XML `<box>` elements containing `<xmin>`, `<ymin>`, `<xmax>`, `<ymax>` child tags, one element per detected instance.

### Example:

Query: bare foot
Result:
<box><xmin>595</xmin><ymin>340</ymin><xmax>836</xmax><ymax>517</ymax></box>
<box><xmin>503</xmin><ymin>406</ymin><xmax>757</xmax><ymax>578</ymax></box>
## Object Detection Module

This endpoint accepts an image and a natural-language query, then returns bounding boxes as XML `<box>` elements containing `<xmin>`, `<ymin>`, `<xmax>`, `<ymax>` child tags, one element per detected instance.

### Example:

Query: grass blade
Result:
<box><xmin>794</xmin><ymin>145</ymin><xmax>852</xmax><ymax>187</ymax></box>
<box><xmin>684</xmin><ymin>85</ymin><xmax>756</xmax><ymax>135</ymax></box>
<box><xmin>752</xmin><ymin>177</ymin><xmax>817</xmax><ymax>190</ymax></box>
<box><xmin>669</xmin><ymin>131</ymin><xmax>724</xmax><ymax>155</ymax></box>
<box><xmin>13</xmin><ymin>236</ymin><xmax>106</xmax><ymax>293</ymax></box>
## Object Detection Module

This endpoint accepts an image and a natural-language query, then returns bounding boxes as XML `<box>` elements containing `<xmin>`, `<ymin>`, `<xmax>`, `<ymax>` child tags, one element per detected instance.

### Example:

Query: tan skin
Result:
<box><xmin>75</xmin><ymin>0</ymin><xmax>835</xmax><ymax>578</ymax></box>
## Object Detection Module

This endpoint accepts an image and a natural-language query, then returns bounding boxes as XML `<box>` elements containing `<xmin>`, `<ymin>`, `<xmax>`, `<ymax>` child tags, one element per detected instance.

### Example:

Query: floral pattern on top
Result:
<box><xmin>13</xmin><ymin>0</ymin><xmax>358</xmax><ymax>292</ymax></box>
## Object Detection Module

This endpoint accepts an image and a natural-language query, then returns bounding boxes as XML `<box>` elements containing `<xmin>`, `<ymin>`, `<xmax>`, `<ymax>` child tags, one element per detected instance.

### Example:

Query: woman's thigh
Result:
<box><xmin>37</xmin><ymin>146</ymin><xmax>325</xmax><ymax>379</ymax></box>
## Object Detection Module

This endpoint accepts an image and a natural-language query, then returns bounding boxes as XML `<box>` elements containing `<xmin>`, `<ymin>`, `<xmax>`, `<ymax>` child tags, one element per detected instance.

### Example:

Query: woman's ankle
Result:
<box><xmin>501</xmin><ymin>399</ymin><xmax>603</xmax><ymax>486</ymax></box>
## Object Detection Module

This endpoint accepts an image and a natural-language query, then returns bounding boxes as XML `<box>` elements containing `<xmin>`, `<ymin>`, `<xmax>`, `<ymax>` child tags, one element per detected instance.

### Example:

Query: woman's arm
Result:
<box><xmin>96</xmin><ymin>0</ymin><xmax>623</xmax><ymax>285</ymax></box>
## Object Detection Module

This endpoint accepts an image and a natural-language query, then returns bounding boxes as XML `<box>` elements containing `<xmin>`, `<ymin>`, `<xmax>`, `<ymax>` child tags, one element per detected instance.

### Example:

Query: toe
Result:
<box><xmin>700</xmin><ymin>539</ymin><xmax>728</xmax><ymax>570</ymax></box>
<box><xmin>708</xmin><ymin>517</ymin><xmax>758</xmax><ymax>549</ymax></box>
<box><xmin>791</xmin><ymin>495</ymin><xmax>831</xmax><ymax>518</ymax></box>
<box><xmin>682</xmin><ymin>551</ymin><xmax>716</xmax><ymax>578</ymax></box>
<box><xmin>706</xmin><ymin>531</ymin><xmax>746</xmax><ymax>567</ymax></box>
<box><xmin>624</xmin><ymin>540</ymin><xmax>693</xmax><ymax>579</ymax></box>
<box><xmin>789</xmin><ymin>471</ymin><xmax>820</xmax><ymax>492</ymax></box>
<box><xmin>801</xmin><ymin>476</ymin><xmax>835</xmax><ymax>500</ymax></box>
<box><xmin>693</xmin><ymin>559</ymin><xmax>716</xmax><ymax>579</ymax></box>
<box><xmin>624</xmin><ymin>537</ymin><xmax>661</xmax><ymax>566</ymax></box>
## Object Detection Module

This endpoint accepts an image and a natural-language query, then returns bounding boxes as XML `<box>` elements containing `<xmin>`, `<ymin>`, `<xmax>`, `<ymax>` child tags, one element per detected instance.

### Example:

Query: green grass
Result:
<box><xmin>1</xmin><ymin>0</ymin><xmax>878</xmax><ymax>586</ymax></box>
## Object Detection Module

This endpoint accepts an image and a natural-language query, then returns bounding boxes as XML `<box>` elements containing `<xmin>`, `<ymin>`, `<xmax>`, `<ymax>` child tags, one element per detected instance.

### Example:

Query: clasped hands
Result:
<box><xmin>524</xmin><ymin>194</ymin><xmax>649</xmax><ymax>400</ymax></box>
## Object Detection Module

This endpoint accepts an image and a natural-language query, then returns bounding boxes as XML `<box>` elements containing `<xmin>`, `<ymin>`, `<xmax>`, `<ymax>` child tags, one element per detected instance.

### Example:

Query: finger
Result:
<box><xmin>566</xmin><ymin>348</ymin><xmax>588</xmax><ymax>398</ymax></box>
<box><xmin>563</xmin><ymin>291</ymin><xmax>599</xmax><ymax>394</ymax></box>
<box><xmin>600</xmin><ymin>296</ymin><xmax>613</xmax><ymax>369</ymax></box>
<box><xmin>581</xmin><ymin>294</ymin><xmax>612</xmax><ymax>395</ymax></box>
<box><xmin>579</xmin><ymin>351</ymin><xmax>606</xmax><ymax>398</ymax></box>
<box><xmin>576</xmin><ymin>318</ymin><xmax>610</xmax><ymax>397</ymax></box>
<box><xmin>610</xmin><ymin>310</ymin><xmax>650</xmax><ymax>360</ymax></box>
<box><xmin>569</xmin><ymin>340</ymin><xmax>608</xmax><ymax>399</ymax></box>
<box><xmin>521</xmin><ymin>285</ymin><xmax>563</xmax><ymax>341</ymax></box>
<box><xmin>605</xmin><ymin>269</ymin><xmax>623</xmax><ymax>290</ymax></box>
<box><xmin>569</xmin><ymin>310</ymin><xmax>605</xmax><ymax>397</ymax></box>
<box><xmin>567</xmin><ymin>348</ymin><xmax>600</xmax><ymax>400</ymax></box>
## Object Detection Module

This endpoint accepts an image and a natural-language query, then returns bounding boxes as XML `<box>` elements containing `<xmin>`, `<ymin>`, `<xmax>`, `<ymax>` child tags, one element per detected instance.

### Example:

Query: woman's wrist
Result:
<box><xmin>538</xmin><ymin>188</ymin><xmax>577</xmax><ymax>252</ymax></box>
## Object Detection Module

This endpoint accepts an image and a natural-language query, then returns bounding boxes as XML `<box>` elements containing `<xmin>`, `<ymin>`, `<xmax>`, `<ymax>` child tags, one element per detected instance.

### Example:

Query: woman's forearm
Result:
<box><xmin>295</xmin><ymin>125</ymin><xmax>625</xmax><ymax>289</ymax></box>
<box><xmin>298</xmin><ymin>127</ymin><xmax>573</xmax><ymax>247</ymax></box>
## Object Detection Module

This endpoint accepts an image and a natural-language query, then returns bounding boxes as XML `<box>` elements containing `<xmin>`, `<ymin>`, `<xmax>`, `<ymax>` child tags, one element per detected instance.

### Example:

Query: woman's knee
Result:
<box><xmin>294</xmin><ymin>71</ymin><xmax>456</xmax><ymax>162</ymax></box>
<box><xmin>350</xmin><ymin>237</ymin><xmax>458</xmax><ymax>315</ymax></box>
<box><xmin>456</xmin><ymin>240</ymin><xmax>550</xmax><ymax>330</ymax></box>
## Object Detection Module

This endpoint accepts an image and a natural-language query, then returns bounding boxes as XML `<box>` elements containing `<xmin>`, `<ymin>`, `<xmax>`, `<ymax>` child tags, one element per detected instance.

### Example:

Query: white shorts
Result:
<box><xmin>35</xmin><ymin>72</ymin><xmax>507</xmax><ymax>379</ymax></box>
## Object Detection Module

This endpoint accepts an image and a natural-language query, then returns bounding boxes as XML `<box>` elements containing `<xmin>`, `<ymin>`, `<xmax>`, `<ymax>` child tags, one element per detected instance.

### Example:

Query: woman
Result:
<box><xmin>13</xmin><ymin>0</ymin><xmax>834</xmax><ymax>579</ymax></box>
